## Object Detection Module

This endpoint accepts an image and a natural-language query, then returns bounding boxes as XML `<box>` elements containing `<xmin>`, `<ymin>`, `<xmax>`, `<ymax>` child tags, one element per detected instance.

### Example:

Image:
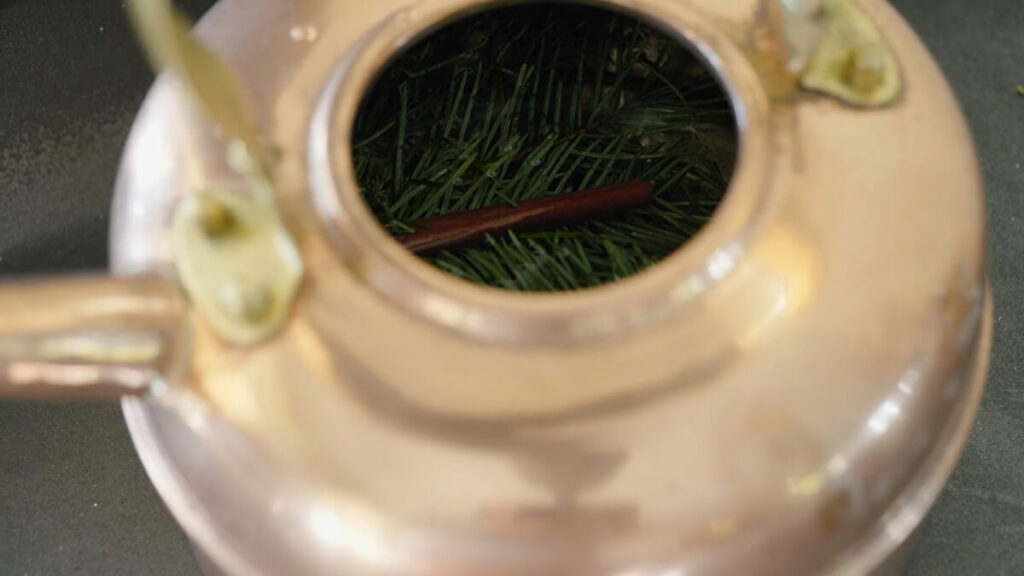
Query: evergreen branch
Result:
<box><xmin>352</xmin><ymin>4</ymin><xmax>737</xmax><ymax>292</ymax></box>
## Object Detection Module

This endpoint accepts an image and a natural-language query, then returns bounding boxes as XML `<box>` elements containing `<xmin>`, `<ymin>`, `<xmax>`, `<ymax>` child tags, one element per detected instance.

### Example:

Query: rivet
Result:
<box><xmin>194</xmin><ymin>195</ymin><xmax>237</xmax><ymax>239</ymax></box>
<box><xmin>218</xmin><ymin>280</ymin><xmax>274</xmax><ymax>323</ymax></box>
<box><xmin>840</xmin><ymin>46</ymin><xmax>886</xmax><ymax>94</ymax></box>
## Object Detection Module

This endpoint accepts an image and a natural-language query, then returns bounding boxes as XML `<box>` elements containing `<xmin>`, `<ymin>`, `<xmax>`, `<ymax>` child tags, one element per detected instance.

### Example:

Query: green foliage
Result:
<box><xmin>353</xmin><ymin>4</ymin><xmax>736</xmax><ymax>292</ymax></box>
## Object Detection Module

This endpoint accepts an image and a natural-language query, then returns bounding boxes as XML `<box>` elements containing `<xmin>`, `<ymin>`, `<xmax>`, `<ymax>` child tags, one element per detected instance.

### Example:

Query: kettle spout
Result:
<box><xmin>0</xmin><ymin>274</ymin><xmax>189</xmax><ymax>401</ymax></box>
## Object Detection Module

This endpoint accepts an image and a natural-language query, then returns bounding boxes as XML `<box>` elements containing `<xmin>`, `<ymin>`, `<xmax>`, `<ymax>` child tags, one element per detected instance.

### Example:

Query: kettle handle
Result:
<box><xmin>0</xmin><ymin>274</ymin><xmax>188</xmax><ymax>401</ymax></box>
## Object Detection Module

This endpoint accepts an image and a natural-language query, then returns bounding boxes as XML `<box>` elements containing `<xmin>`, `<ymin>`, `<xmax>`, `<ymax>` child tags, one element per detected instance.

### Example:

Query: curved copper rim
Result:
<box><xmin>122</xmin><ymin>400</ymin><xmax>269</xmax><ymax>576</ymax></box>
<box><xmin>309</xmin><ymin>0</ymin><xmax>775</xmax><ymax>342</ymax></box>
<box><xmin>822</xmin><ymin>287</ymin><xmax>993</xmax><ymax>575</ymax></box>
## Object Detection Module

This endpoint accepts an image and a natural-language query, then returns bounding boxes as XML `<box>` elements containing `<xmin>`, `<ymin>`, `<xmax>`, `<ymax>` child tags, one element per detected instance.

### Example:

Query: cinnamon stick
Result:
<box><xmin>399</xmin><ymin>180</ymin><xmax>654</xmax><ymax>254</ymax></box>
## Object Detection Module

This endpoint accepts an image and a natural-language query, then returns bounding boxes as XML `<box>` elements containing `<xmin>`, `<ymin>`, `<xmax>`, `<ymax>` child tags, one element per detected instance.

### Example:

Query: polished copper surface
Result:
<box><xmin>0</xmin><ymin>0</ymin><xmax>991</xmax><ymax>574</ymax></box>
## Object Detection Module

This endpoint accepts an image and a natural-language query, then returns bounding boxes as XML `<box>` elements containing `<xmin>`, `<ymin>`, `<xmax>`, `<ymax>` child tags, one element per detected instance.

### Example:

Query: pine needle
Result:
<box><xmin>353</xmin><ymin>4</ymin><xmax>736</xmax><ymax>292</ymax></box>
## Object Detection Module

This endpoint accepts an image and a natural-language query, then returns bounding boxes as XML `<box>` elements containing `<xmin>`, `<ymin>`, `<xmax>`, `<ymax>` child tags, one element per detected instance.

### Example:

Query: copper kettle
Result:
<box><xmin>0</xmin><ymin>0</ymin><xmax>990</xmax><ymax>574</ymax></box>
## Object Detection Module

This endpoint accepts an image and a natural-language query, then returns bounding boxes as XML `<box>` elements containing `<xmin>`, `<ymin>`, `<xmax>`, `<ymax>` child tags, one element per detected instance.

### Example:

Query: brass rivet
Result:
<box><xmin>195</xmin><ymin>195</ymin><xmax>237</xmax><ymax>239</ymax></box>
<box><xmin>840</xmin><ymin>47</ymin><xmax>885</xmax><ymax>94</ymax></box>
<box><xmin>218</xmin><ymin>280</ymin><xmax>274</xmax><ymax>323</ymax></box>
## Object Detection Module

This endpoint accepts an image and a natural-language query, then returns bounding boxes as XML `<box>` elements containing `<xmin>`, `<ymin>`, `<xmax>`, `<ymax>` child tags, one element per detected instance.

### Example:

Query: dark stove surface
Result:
<box><xmin>2</xmin><ymin>1</ymin><xmax>1023</xmax><ymax>574</ymax></box>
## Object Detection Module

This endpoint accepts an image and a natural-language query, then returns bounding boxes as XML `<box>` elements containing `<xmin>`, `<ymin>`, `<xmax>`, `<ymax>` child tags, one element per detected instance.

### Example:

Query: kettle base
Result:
<box><xmin>189</xmin><ymin>533</ymin><xmax>921</xmax><ymax>576</ymax></box>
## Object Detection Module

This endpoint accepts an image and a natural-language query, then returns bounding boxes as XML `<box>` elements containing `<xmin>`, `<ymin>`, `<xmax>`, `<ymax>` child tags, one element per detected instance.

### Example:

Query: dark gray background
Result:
<box><xmin>1</xmin><ymin>0</ymin><xmax>1022</xmax><ymax>574</ymax></box>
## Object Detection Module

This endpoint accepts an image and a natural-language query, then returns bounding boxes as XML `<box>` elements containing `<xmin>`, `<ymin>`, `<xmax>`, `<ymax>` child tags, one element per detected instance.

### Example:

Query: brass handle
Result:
<box><xmin>0</xmin><ymin>274</ymin><xmax>189</xmax><ymax>401</ymax></box>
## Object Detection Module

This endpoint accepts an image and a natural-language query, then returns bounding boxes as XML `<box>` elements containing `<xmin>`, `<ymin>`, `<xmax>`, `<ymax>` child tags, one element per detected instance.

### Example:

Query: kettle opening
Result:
<box><xmin>348</xmin><ymin>1</ymin><xmax>740</xmax><ymax>294</ymax></box>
